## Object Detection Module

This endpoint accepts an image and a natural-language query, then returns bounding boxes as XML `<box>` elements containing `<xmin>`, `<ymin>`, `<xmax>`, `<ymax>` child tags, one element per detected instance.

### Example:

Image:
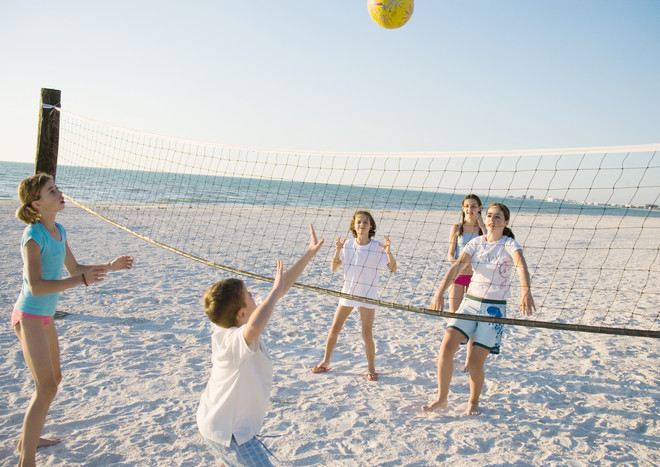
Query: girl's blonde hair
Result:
<box><xmin>16</xmin><ymin>173</ymin><xmax>53</xmax><ymax>224</ymax></box>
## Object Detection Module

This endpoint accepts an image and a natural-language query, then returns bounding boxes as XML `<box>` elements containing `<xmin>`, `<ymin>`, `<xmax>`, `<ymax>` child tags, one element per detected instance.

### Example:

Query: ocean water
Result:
<box><xmin>1</xmin><ymin>160</ymin><xmax>657</xmax><ymax>218</ymax></box>
<box><xmin>0</xmin><ymin>162</ymin><xmax>35</xmax><ymax>201</ymax></box>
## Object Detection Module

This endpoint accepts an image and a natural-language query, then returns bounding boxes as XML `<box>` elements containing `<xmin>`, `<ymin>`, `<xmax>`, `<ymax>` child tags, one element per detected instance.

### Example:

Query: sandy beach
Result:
<box><xmin>1</xmin><ymin>199</ymin><xmax>658</xmax><ymax>466</ymax></box>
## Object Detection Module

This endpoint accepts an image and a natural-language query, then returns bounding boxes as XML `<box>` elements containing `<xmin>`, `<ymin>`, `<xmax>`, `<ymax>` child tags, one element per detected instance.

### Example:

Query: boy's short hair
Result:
<box><xmin>203</xmin><ymin>278</ymin><xmax>246</xmax><ymax>328</ymax></box>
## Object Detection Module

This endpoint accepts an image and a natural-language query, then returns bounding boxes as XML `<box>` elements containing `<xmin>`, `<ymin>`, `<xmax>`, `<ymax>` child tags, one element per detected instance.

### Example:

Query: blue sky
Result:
<box><xmin>1</xmin><ymin>1</ymin><xmax>659</xmax><ymax>164</ymax></box>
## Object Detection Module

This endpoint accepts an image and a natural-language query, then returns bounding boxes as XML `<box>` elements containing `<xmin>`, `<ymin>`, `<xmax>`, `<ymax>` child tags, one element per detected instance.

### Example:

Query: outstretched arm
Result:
<box><xmin>244</xmin><ymin>261</ymin><xmax>284</xmax><ymax>345</ymax></box>
<box><xmin>64</xmin><ymin>242</ymin><xmax>133</xmax><ymax>286</ymax></box>
<box><xmin>512</xmin><ymin>249</ymin><xmax>535</xmax><ymax>316</ymax></box>
<box><xmin>65</xmin><ymin>244</ymin><xmax>133</xmax><ymax>275</ymax></box>
<box><xmin>431</xmin><ymin>251</ymin><xmax>472</xmax><ymax>311</ymax></box>
<box><xmin>24</xmin><ymin>239</ymin><xmax>134</xmax><ymax>295</ymax></box>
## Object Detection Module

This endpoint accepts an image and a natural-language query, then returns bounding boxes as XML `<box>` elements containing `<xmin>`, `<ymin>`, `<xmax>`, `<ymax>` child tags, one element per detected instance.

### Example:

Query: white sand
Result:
<box><xmin>1</xmin><ymin>200</ymin><xmax>658</xmax><ymax>466</ymax></box>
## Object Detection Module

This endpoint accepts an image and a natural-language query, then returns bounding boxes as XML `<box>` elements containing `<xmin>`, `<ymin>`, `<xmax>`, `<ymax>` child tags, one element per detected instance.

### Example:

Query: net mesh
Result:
<box><xmin>54</xmin><ymin>109</ymin><xmax>660</xmax><ymax>337</ymax></box>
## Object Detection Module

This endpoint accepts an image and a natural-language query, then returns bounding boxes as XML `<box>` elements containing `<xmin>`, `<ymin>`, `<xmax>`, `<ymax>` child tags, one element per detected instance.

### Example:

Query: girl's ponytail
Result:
<box><xmin>503</xmin><ymin>227</ymin><xmax>515</xmax><ymax>240</ymax></box>
<box><xmin>457</xmin><ymin>211</ymin><xmax>465</xmax><ymax>237</ymax></box>
<box><xmin>15</xmin><ymin>204</ymin><xmax>41</xmax><ymax>225</ymax></box>
<box><xmin>16</xmin><ymin>173</ymin><xmax>53</xmax><ymax>224</ymax></box>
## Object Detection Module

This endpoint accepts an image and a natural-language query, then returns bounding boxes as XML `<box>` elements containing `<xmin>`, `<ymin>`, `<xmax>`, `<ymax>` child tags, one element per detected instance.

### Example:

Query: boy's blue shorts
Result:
<box><xmin>204</xmin><ymin>435</ymin><xmax>275</xmax><ymax>467</ymax></box>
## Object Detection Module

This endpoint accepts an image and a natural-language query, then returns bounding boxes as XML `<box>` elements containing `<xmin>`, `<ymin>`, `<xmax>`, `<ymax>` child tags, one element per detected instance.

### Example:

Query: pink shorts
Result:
<box><xmin>453</xmin><ymin>274</ymin><xmax>472</xmax><ymax>287</ymax></box>
<box><xmin>11</xmin><ymin>309</ymin><xmax>53</xmax><ymax>328</ymax></box>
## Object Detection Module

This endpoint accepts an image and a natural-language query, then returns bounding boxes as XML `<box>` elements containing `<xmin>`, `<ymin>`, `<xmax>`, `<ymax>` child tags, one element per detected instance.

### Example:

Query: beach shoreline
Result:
<box><xmin>1</xmin><ymin>200</ymin><xmax>658</xmax><ymax>466</ymax></box>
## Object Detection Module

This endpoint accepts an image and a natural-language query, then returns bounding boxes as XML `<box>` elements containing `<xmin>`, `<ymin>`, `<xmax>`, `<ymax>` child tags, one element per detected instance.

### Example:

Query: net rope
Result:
<box><xmin>54</xmin><ymin>109</ymin><xmax>660</xmax><ymax>337</ymax></box>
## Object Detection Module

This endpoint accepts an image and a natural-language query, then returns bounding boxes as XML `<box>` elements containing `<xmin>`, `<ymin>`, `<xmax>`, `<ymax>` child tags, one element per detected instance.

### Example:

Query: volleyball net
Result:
<box><xmin>53</xmin><ymin>108</ymin><xmax>660</xmax><ymax>337</ymax></box>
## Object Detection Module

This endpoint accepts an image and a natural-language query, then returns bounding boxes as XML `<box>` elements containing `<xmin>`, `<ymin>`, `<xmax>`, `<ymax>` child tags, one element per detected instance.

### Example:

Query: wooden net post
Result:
<box><xmin>34</xmin><ymin>88</ymin><xmax>61</xmax><ymax>179</ymax></box>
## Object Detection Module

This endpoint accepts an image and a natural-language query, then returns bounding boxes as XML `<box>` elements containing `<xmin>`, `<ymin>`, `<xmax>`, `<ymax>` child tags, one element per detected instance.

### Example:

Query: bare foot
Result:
<box><xmin>422</xmin><ymin>399</ymin><xmax>448</xmax><ymax>413</ymax></box>
<box><xmin>16</xmin><ymin>437</ymin><xmax>62</xmax><ymax>451</ymax></box>
<box><xmin>465</xmin><ymin>404</ymin><xmax>480</xmax><ymax>416</ymax></box>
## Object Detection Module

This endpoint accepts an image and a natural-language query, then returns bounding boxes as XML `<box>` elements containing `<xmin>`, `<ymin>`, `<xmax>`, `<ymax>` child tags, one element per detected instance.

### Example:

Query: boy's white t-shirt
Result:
<box><xmin>464</xmin><ymin>235</ymin><xmax>522</xmax><ymax>300</ymax></box>
<box><xmin>339</xmin><ymin>238</ymin><xmax>390</xmax><ymax>308</ymax></box>
<box><xmin>197</xmin><ymin>323</ymin><xmax>273</xmax><ymax>447</ymax></box>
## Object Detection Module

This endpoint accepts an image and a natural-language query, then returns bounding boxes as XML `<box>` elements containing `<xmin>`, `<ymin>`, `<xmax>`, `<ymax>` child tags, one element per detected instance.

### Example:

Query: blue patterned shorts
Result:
<box><xmin>447</xmin><ymin>294</ymin><xmax>506</xmax><ymax>354</ymax></box>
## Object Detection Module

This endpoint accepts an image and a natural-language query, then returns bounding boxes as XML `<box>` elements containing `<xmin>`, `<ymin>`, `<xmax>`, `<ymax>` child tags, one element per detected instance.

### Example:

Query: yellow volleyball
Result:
<box><xmin>368</xmin><ymin>0</ymin><xmax>414</xmax><ymax>29</ymax></box>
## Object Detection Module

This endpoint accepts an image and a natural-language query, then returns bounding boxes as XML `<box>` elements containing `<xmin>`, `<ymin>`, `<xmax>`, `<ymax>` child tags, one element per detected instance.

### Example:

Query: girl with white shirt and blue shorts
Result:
<box><xmin>424</xmin><ymin>203</ymin><xmax>535</xmax><ymax>416</ymax></box>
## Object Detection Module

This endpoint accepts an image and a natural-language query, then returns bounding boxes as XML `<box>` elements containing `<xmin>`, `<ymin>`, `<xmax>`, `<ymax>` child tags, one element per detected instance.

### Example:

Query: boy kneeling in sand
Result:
<box><xmin>197</xmin><ymin>224</ymin><xmax>323</xmax><ymax>466</ymax></box>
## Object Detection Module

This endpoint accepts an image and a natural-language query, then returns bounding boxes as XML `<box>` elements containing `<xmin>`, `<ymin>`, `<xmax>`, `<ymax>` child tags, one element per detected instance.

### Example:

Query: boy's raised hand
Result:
<box><xmin>271</xmin><ymin>260</ymin><xmax>284</xmax><ymax>295</ymax></box>
<box><xmin>308</xmin><ymin>224</ymin><xmax>325</xmax><ymax>255</ymax></box>
<box><xmin>275</xmin><ymin>224</ymin><xmax>324</xmax><ymax>300</ymax></box>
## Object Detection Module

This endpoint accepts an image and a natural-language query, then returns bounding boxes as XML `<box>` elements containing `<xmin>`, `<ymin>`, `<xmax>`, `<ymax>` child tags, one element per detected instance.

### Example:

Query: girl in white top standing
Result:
<box><xmin>311</xmin><ymin>211</ymin><xmax>397</xmax><ymax>381</ymax></box>
<box><xmin>423</xmin><ymin>203</ymin><xmax>535</xmax><ymax>416</ymax></box>
<box><xmin>447</xmin><ymin>194</ymin><xmax>485</xmax><ymax>371</ymax></box>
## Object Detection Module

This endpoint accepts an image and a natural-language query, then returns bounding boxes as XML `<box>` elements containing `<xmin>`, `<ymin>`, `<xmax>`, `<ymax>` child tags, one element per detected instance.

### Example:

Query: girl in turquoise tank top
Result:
<box><xmin>12</xmin><ymin>173</ymin><xmax>134</xmax><ymax>466</ymax></box>
<box><xmin>446</xmin><ymin>194</ymin><xmax>485</xmax><ymax>371</ymax></box>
